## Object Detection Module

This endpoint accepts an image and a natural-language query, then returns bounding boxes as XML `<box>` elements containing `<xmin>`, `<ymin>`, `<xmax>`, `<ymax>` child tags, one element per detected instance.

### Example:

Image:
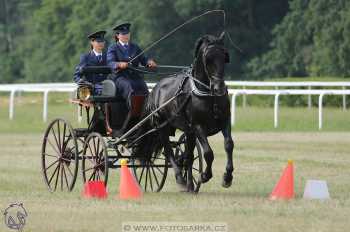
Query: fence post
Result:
<box><xmin>308</xmin><ymin>86</ymin><xmax>312</xmax><ymax>108</ymax></box>
<box><xmin>231</xmin><ymin>93</ymin><xmax>240</xmax><ymax>126</ymax></box>
<box><xmin>318</xmin><ymin>93</ymin><xmax>325</xmax><ymax>130</ymax></box>
<box><xmin>343</xmin><ymin>86</ymin><xmax>346</xmax><ymax>111</ymax></box>
<box><xmin>242</xmin><ymin>86</ymin><xmax>246</xmax><ymax>108</ymax></box>
<box><xmin>78</xmin><ymin>105</ymin><xmax>82</xmax><ymax>123</ymax></box>
<box><xmin>274</xmin><ymin>93</ymin><xmax>280</xmax><ymax>128</ymax></box>
<box><xmin>9</xmin><ymin>89</ymin><xmax>17</xmax><ymax>120</ymax></box>
<box><xmin>43</xmin><ymin>90</ymin><xmax>50</xmax><ymax>122</ymax></box>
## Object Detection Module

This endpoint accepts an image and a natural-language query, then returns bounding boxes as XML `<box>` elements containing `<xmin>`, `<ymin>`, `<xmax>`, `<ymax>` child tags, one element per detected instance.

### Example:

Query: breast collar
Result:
<box><xmin>186</xmin><ymin>69</ymin><xmax>227</xmax><ymax>97</ymax></box>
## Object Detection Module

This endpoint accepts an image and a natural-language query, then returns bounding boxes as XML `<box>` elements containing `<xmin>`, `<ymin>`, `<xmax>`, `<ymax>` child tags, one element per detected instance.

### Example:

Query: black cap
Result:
<box><xmin>113</xmin><ymin>23</ymin><xmax>131</xmax><ymax>35</ymax></box>
<box><xmin>87</xmin><ymin>30</ymin><xmax>106</xmax><ymax>42</ymax></box>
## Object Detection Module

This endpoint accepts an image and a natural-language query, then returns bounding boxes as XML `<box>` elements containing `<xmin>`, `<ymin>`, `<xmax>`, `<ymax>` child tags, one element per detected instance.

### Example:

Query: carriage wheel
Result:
<box><xmin>41</xmin><ymin>118</ymin><xmax>79</xmax><ymax>192</ymax></box>
<box><xmin>174</xmin><ymin>133</ymin><xmax>203</xmax><ymax>192</ymax></box>
<box><xmin>82</xmin><ymin>132</ymin><xmax>109</xmax><ymax>185</ymax></box>
<box><xmin>132</xmin><ymin>146</ymin><xmax>168</xmax><ymax>192</ymax></box>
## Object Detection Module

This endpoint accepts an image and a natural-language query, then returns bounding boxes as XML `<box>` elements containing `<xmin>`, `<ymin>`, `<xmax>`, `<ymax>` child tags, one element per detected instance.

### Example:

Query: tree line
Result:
<box><xmin>1</xmin><ymin>0</ymin><xmax>349</xmax><ymax>83</ymax></box>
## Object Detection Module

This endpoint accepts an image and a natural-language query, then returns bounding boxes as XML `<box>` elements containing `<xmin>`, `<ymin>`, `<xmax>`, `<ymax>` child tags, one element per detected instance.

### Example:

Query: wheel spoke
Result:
<box><xmin>50</xmin><ymin>127</ymin><xmax>60</xmax><ymax>152</ymax></box>
<box><xmin>48</xmin><ymin>163</ymin><xmax>60</xmax><ymax>185</ymax></box>
<box><xmin>62</xmin><ymin>123</ymin><xmax>67</xmax><ymax>148</ymax></box>
<box><xmin>89</xmin><ymin>170</ymin><xmax>96</xmax><ymax>181</ymax></box>
<box><xmin>96</xmin><ymin>139</ymin><xmax>100</xmax><ymax>160</ymax></box>
<box><xmin>86</xmin><ymin>155</ymin><xmax>96</xmax><ymax>165</ymax></box>
<box><xmin>96</xmin><ymin>151</ymin><xmax>102</xmax><ymax>164</ymax></box>
<box><xmin>63</xmin><ymin>162</ymin><xmax>74</xmax><ymax>177</ymax></box>
<box><xmin>60</xmin><ymin>164</ymin><xmax>64</xmax><ymax>191</ymax></box>
<box><xmin>150</xmin><ymin>166</ymin><xmax>160</xmax><ymax>187</ymax></box>
<box><xmin>83</xmin><ymin>166</ymin><xmax>96</xmax><ymax>173</ymax></box>
<box><xmin>96</xmin><ymin>169</ymin><xmax>100</xmax><ymax>180</ymax></box>
<box><xmin>98</xmin><ymin>168</ymin><xmax>105</xmax><ymax>179</ymax></box>
<box><xmin>138</xmin><ymin>166</ymin><xmax>146</xmax><ymax>183</ymax></box>
<box><xmin>145</xmin><ymin>167</ymin><xmax>149</xmax><ymax>192</ymax></box>
<box><xmin>92</xmin><ymin>137</ymin><xmax>97</xmax><ymax>156</ymax></box>
<box><xmin>44</xmin><ymin>152</ymin><xmax>59</xmax><ymax>159</ymax></box>
<box><xmin>47</xmin><ymin>139</ymin><xmax>61</xmax><ymax>157</ymax></box>
<box><xmin>43</xmin><ymin>153</ymin><xmax>60</xmax><ymax>159</ymax></box>
<box><xmin>57</xmin><ymin>121</ymin><xmax>62</xmax><ymax>152</ymax></box>
<box><xmin>61</xmin><ymin>157</ymin><xmax>73</xmax><ymax>162</ymax></box>
<box><xmin>45</xmin><ymin>159</ymin><xmax>59</xmax><ymax>171</ymax></box>
<box><xmin>148</xmin><ymin>167</ymin><xmax>153</xmax><ymax>191</ymax></box>
<box><xmin>87</xmin><ymin>143</ymin><xmax>96</xmax><ymax>165</ymax></box>
<box><xmin>54</xmin><ymin>162</ymin><xmax>61</xmax><ymax>191</ymax></box>
<box><xmin>62</xmin><ymin>164</ymin><xmax>70</xmax><ymax>189</ymax></box>
<box><xmin>155</xmin><ymin>166</ymin><xmax>164</xmax><ymax>175</ymax></box>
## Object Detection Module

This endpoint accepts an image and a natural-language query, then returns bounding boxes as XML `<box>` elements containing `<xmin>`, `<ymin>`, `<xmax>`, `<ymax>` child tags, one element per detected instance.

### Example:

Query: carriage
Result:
<box><xmin>41</xmin><ymin>66</ymin><xmax>204</xmax><ymax>193</ymax></box>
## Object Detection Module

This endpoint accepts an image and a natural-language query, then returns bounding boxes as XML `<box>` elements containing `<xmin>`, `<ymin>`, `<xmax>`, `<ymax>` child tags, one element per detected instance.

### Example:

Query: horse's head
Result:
<box><xmin>193</xmin><ymin>32</ymin><xmax>230</xmax><ymax>95</ymax></box>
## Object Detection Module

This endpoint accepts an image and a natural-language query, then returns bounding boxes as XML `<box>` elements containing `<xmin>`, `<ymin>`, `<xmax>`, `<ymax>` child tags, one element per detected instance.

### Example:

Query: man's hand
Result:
<box><xmin>117</xmin><ymin>62</ymin><xmax>128</xmax><ymax>69</ymax></box>
<box><xmin>147</xmin><ymin>60</ymin><xmax>157</xmax><ymax>68</ymax></box>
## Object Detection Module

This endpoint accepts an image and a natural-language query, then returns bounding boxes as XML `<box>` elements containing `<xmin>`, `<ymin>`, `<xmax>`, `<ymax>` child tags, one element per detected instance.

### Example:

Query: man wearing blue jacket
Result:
<box><xmin>107</xmin><ymin>23</ymin><xmax>157</xmax><ymax>106</ymax></box>
<box><xmin>74</xmin><ymin>30</ymin><xmax>108</xmax><ymax>95</ymax></box>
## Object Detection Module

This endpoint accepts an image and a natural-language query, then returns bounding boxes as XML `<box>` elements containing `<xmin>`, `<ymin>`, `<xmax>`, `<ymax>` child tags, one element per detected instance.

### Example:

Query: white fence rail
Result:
<box><xmin>229</xmin><ymin>89</ymin><xmax>350</xmax><ymax>130</ymax></box>
<box><xmin>0</xmin><ymin>82</ymin><xmax>349</xmax><ymax>130</ymax></box>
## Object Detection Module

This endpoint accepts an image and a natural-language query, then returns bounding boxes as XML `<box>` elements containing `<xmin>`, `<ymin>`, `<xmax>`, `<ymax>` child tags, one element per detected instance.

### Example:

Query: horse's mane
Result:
<box><xmin>194</xmin><ymin>34</ymin><xmax>224</xmax><ymax>58</ymax></box>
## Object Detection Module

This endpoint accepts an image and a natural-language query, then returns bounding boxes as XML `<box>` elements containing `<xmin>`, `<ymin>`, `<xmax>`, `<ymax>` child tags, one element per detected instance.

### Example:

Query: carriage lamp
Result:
<box><xmin>78</xmin><ymin>86</ymin><xmax>91</xmax><ymax>100</ymax></box>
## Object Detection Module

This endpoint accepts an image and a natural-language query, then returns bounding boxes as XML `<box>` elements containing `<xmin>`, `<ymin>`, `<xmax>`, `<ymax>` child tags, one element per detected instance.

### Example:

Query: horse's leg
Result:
<box><xmin>196</xmin><ymin>127</ymin><xmax>214</xmax><ymax>183</ymax></box>
<box><xmin>161</xmin><ymin>135</ymin><xmax>186</xmax><ymax>187</ymax></box>
<box><xmin>222</xmin><ymin>119</ymin><xmax>234</xmax><ymax>188</ymax></box>
<box><xmin>184</xmin><ymin>132</ymin><xmax>196</xmax><ymax>192</ymax></box>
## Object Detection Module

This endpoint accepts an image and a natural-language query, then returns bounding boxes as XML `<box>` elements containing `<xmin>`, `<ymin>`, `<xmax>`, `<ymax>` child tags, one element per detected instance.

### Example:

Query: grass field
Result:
<box><xmin>0</xmin><ymin>132</ymin><xmax>349</xmax><ymax>232</ymax></box>
<box><xmin>0</xmin><ymin>95</ymin><xmax>349</xmax><ymax>231</ymax></box>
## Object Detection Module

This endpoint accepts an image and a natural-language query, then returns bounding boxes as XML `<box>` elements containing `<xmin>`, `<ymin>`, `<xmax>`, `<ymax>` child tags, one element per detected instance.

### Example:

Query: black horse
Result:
<box><xmin>138</xmin><ymin>32</ymin><xmax>234</xmax><ymax>192</ymax></box>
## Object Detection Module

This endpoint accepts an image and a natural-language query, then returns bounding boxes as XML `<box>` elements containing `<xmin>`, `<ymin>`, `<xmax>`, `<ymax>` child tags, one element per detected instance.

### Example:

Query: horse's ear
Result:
<box><xmin>224</xmin><ymin>49</ymin><xmax>230</xmax><ymax>63</ymax></box>
<box><xmin>219</xmin><ymin>31</ymin><xmax>225</xmax><ymax>43</ymax></box>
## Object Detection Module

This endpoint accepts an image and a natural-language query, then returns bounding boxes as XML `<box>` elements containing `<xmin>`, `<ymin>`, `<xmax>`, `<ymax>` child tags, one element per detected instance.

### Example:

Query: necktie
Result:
<box><xmin>97</xmin><ymin>55</ymin><xmax>102</xmax><ymax>62</ymax></box>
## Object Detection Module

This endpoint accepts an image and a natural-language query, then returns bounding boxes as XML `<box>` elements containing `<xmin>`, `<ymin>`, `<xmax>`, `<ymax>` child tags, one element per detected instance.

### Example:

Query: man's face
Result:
<box><xmin>91</xmin><ymin>39</ymin><xmax>105</xmax><ymax>51</ymax></box>
<box><xmin>118</xmin><ymin>33</ymin><xmax>130</xmax><ymax>43</ymax></box>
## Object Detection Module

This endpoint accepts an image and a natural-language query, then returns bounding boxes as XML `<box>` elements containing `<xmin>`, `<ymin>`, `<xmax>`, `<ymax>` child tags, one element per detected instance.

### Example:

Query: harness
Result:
<box><xmin>115</xmin><ymin>41</ymin><xmax>228</xmax><ymax>144</ymax></box>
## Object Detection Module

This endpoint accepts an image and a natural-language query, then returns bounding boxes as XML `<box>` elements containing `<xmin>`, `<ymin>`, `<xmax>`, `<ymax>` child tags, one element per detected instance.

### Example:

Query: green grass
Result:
<box><xmin>0</xmin><ymin>132</ymin><xmax>349</xmax><ymax>232</ymax></box>
<box><xmin>233</xmin><ymin>106</ymin><xmax>350</xmax><ymax>131</ymax></box>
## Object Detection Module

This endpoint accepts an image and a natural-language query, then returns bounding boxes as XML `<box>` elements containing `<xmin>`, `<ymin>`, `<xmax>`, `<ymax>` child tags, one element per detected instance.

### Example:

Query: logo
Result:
<box><xmin>3</xmin><ymin>203</ymin><xmax>28</xmax><ymax>231</ymax></box>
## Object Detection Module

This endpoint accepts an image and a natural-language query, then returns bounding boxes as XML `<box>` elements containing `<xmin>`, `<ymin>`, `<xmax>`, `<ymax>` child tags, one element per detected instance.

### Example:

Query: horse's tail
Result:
<box><xmin>132</xmin><ymin>94</ymin><xmax>161</xmax><ymax>160</ymax></box>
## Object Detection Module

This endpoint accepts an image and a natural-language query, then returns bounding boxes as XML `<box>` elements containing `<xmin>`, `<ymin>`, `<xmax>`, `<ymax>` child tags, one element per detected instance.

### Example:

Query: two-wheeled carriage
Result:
<box><xmin>41</xmin><ymin>66</ymin><xmax>203</xmax><ymax>193</ymax></box>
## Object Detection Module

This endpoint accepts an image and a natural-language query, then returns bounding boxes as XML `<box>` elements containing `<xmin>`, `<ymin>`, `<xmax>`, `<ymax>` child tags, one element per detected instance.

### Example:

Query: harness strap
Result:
<box><xmin>127</xmin><ymin>92</ymin><xmax>191</xmax><ymax>148</ymax></box>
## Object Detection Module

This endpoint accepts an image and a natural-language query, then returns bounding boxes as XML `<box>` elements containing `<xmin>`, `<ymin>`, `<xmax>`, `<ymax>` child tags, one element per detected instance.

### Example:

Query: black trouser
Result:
<box><xmin>114</xmin><ymin>74</ymin><xmax>149</xmax><ymax>108</ymax></box>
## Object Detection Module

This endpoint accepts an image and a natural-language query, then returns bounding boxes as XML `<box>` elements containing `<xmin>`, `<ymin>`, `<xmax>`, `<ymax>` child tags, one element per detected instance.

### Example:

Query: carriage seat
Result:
<box><xmin>89</xmin><ymin>80</ymin><xmax>123</xmax><ymax>103</ymax></box>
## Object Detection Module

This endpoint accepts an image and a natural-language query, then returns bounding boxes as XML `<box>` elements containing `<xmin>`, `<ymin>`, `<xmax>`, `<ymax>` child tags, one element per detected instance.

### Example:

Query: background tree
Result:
<box><xmin>248</xmin><ymin>0</ymin><xmax>350</xmax><ymax>79</ymax></box>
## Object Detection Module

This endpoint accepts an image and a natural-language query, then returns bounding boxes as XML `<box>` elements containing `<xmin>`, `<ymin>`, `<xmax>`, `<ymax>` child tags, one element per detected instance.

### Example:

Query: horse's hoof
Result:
<box><xmin>175</xmin><ymin>174</ymin><xmax>186</xmax><ymax>186</ymax></box>
<box><xmin>186</xmin><ymin>183</ymin><xmax>195</xmax><ymax>193</ymax></box>
<box><xmin>193</xmin><ymin>179</ymin><xmax>202</xmax><ymax>193</ymax></box>
<box><xmin>222</xmin><ymin>173</ymin><xmax>233</xmax><ymax>188</ymax></box>
<box><xmin>201</xmin><ymin>173</ymin><xmax>212</xmax><ymax>183</ymax></box>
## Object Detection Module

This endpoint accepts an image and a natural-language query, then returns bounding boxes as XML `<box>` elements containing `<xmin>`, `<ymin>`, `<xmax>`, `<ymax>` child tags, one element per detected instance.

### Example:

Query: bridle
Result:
<box><xmin>191</xmin><ymin>42</ymin><xmax>227</xmax><ymax>97</ymax></box>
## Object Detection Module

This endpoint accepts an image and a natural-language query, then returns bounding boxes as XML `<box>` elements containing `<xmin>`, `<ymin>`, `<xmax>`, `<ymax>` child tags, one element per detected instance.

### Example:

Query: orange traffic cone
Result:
<box><xmin>119</xmin><ymin>159</ymin><xmax>143</xmax><ymax>200</ymax></box>
<box><xmin>82</xmin><ymin>180</ymin><xmax>108</xmax><ymax>199</ymax></box>
<box><xmin>269</xmin><ymin>160</ymin><xmax>294</xmax><ymax>200</ymax></box>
